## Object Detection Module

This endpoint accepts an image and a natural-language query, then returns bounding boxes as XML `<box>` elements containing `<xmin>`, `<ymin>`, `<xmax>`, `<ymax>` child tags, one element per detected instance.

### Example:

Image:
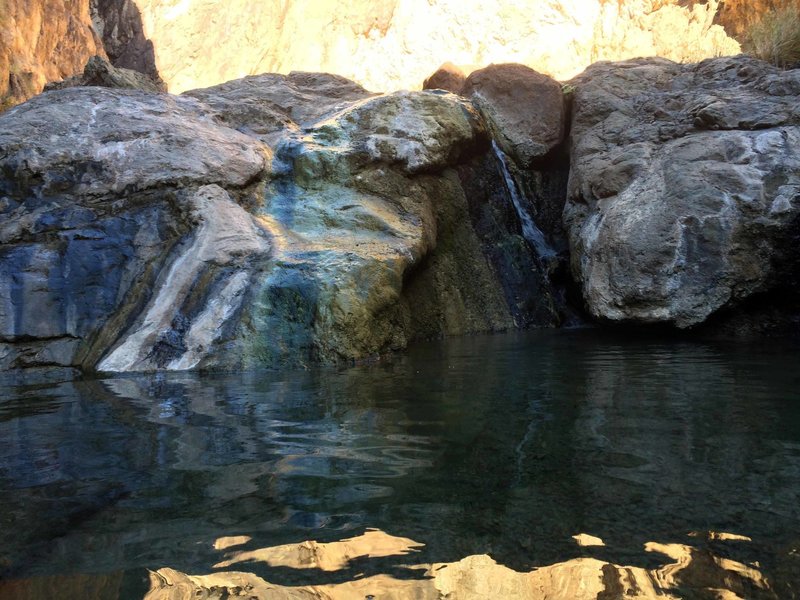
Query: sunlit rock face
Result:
<box><xmin>127</xmin><ymin>0</ymin><xmax>740</xmax><ymax>94</ymax></box>
<box><xmin>0</xmin><ymin>0</ymin><xmax>764</xmax><ymax>110</ymax></box>
<box><xmin>565</xmin><ymin>56</ymin><xmax>800</xmax><ymax>328</ymax></box>
<box><xmin>0</xmin><ymin>0</ymin><xmax>104</xmax><ymax>108</ymax></box>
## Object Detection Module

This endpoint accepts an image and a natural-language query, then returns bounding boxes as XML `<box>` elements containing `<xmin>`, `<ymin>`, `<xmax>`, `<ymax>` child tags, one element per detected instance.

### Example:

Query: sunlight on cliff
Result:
<box><xmin>127</xmin><ymin>0</ymin><xmax>741</xmax><ymax>94</ymax></box>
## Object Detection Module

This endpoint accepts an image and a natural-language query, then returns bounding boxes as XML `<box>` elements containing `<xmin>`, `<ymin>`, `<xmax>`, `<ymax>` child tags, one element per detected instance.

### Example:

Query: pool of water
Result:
<box><xmin>1</xmin><ymin>330</ymin><xmax>799</xmax><ymax>598</ymax></box>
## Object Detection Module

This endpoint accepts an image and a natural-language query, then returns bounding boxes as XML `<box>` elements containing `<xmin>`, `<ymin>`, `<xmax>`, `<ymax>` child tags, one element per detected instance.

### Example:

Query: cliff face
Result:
<box><xmin>0</xmin><ymin>0</ymin><xmax>104</xmax><ymax>108</ymax></box>
<box><xmin>712</xmin><ymin>0</ymin><xmax>800</xmax><ymax>38</ymax></box>
<box><xmin>2</xmin><ymin>54</ymin><xmax>798</xmax><ymax>374</ymax></box>
<box><xmin>130</xmin><ymin>0</ymin><xmax>740</xmax><ymax>93</ymax></box>
<box><xmin>2</xmin><ymin>0</ymin><xmax>744</xmax><ymax>108</ymax></box>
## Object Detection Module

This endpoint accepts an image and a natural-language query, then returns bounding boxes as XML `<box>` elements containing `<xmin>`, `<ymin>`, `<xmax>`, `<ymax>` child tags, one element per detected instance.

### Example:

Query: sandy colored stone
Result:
<box><xmin>126</xmin><ymin>0</ymin><xmax>740</xmax><ymax>93</ymax></box>
<box><xmin>0</xmin><ymin>0</ymin><xmax>104</xmax><ymax>108</ymax></box>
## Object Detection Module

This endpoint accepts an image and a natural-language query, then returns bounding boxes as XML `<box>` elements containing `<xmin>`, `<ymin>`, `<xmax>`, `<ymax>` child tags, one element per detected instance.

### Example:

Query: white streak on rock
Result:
<box><xmin>98</xmin><ymin>185</ymin><xmax>269</xmax><ymax>372</ymax></box>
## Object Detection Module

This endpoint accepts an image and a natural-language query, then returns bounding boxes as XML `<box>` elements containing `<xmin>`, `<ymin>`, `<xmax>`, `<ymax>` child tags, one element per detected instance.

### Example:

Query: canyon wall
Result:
<box><xmin>130</xmin><ymin>0</ymin><xmax>740</xmax><ymax>93</ymax></box>
<box><xmin>0</xmin><ymin>0</ymin><xmax>104</xmax><ymax>108</ymax></box>
<box><xmin>2</xmin><ymin>0</ymin><xmax>744</xmax><ymax>108</ymax></box>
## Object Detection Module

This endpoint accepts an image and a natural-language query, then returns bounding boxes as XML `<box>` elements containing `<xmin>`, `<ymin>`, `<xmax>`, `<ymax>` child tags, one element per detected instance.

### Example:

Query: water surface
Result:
<box><xmin>1</xmin><ymin>331</ymin><xmax>799</xmax><ymax>598</ymax></box>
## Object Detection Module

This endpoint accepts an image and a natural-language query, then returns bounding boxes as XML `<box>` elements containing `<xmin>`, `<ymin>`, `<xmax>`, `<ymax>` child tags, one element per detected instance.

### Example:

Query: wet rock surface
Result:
<box><xmin>565</xmin><ymin>56</ymin><xmax>800</xmax><ymax>328</ymax></box>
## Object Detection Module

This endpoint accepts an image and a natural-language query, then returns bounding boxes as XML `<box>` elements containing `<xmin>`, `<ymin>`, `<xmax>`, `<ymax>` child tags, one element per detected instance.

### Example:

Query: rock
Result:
<box><xmin>12</xmin><ymin>0</ymin><xmax>796</xmax><ymax>110</ymax></box>
<box><xmin>90</xmin><ymin>0</ymin><xmax>160</xmax><ymax>80</ymax></box>
<box><xmin>463</xmin><ymin>63</ymin><xmax>566</xmax><ymax>167</ymax></box>
<box><xmin>0</xmin><ymin>87</ymin><xmax>270</xmax><ymax>371</ymax></box>
<box><xmin>564</xmin><ymin>56</ymin><xmax>800</xmax><ymax>328</ymax></box>
<box><xmin>0</xmin><ymin>74</ymin><xmax>560</xmax><ymax>372</ymax></box>
<box><xmin>461</xmin><ymin>63</ymin><xmax>571</xmax><ymax>281</ymax></box>
<box><xmin>183</xmin><ymin>71</ymin><xmax>375</xmax><ymax>144</ymax></box>
<box><xmin>98</xmin><ymin>0</ymin><xmax>740</xmax><ymax>94</ymax></box>
<box><xmin>44</xmin><ymin>55</ymin><xmax>166</xmax><ymax>93</ymax></box>
<box><xmin>423</xmin><ymin>62</ymin><xmax>466</xmax><ymax>94</ymax></box>
<box><xmin>0</xmin><ymin>0</ymin><xmax>104</xmax><ymax>109</ymax></box>
<box><xmin>250</xmin><ymin>89</ymin><xmax>519</xmax><ymax>367</ymax></box>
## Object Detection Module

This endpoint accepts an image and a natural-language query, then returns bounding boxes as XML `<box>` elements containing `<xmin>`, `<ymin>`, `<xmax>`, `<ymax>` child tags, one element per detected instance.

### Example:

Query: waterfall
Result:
<box><xmin>491</xmin><ymin>141</ymin><xmax>557</xmax><ymax>260</ymax></box>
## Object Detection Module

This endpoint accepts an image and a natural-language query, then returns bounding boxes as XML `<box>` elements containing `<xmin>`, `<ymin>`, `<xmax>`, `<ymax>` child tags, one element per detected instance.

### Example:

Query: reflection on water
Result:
<box><xmin>0</xmin><ymin>331</ymin><xmax>799</xmax><ymax>598</ymax></box>
<box><xmin>143</xmin><ymin>529</ymin><xmax>772</xmax><ymax>599</ymax></box>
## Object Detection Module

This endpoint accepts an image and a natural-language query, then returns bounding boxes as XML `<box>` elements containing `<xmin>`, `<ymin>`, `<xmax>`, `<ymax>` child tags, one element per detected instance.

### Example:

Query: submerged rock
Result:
<box><xmin>565</xmin><ymin>56</ymin><xmax>800</xmax><ymax>328</ymax></box>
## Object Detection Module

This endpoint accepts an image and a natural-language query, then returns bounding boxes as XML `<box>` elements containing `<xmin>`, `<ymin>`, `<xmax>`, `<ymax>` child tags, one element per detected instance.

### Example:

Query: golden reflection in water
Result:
<box><xmin>143</xmin><ymin>529</ymin><xmax>772</xmax><ymax>600</ymax></box>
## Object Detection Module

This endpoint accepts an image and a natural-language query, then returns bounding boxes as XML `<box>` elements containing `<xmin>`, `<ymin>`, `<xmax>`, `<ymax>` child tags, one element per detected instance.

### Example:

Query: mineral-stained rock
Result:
<box><xmin>183</xmin><ymin>71</ymin><xmax>375</xmax><ymax>144</ymax></box>
<box><xmin>44</xmin><ymin>55</ymin><xmax>166</xmax><ymax>93</ymax></box>
<box><xmin>0</xmin><ymin>73</ymin><xmax>559</xmax><ymax>372</ymax></box>
<box><xmin>248</xmin><ymin>89</ymin><xmax>522</xmax><ymax>366</ymax></box>
<box><xmin>0</xmin><ymin>87</ymin><xmax>271</xmax><ymax>371</ymax></box>
<box><xmin>462</xmin><ymin>64</ymin><xmax>566</xmax><ymax>168</ymax></box>
<box><xmin>564</xmin><ymin>56</ymin><xmax>800</xmax><ymax>328</ymax></box>
<box><xmin>423</xmin><ymin>62</ymin><xmax>466</xmax><ymax>94</ymax></box>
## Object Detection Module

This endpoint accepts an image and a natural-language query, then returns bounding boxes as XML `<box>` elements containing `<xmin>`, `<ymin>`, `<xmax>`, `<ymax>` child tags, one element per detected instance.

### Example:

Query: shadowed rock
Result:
<box><xmin>462</xmin><ymin>64</ymin><xmax>566</xmax><ymax>168</ymax></box>
<box><xmin>565</xmin><ymin>56</ymin><xmax>800</xmax><ymax>328</ymax></box>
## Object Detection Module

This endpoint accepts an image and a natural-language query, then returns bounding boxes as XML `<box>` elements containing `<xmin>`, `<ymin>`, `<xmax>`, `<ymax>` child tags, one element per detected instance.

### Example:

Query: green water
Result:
<box><xmin>1</xmin><ymin>331</ymin><xmax>799</xmax><ymax>598</ymax></box>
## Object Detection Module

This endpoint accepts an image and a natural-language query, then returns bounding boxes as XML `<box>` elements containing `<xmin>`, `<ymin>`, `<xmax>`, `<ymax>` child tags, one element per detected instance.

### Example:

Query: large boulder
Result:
<box><xmin>565</xmin><ymin>56</ymin><xmax>800</xmax><ymax>328</ymax></box>
<box><xmin>183</xmin><ymin>71</ymin><xmax>375</xmax><ymax>144</ymax></box>
<box><xmin>462</xmin><ymin>64</ymin><xmax>566</xmax><ymax>167</ymax></box>
<box><xmin>0</xmin><ymin>74</ymin><xmax>558</xmax><ymax>372</ymax></box>
<box><xmin>247</xmin><ymin>89</ymin><xmax>519</xmax><ymax>366</ymax></box>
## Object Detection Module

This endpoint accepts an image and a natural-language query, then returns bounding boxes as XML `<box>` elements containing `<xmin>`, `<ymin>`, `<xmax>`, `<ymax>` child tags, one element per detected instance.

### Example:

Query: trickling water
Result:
<box><xmin>492</xmin><ymin>141</ymin><xmax>557</xmax><ymax>260</ymax></box>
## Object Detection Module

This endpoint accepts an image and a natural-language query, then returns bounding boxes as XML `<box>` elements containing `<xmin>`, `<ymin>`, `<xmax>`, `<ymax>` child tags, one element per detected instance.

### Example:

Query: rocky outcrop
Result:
<box><xmin>463</xmin><ymin>64</ymin><xmax>566</xmax><ymax>168</ymax></box>
<box><xmin>90</xmin><ymin>0</ymin><xmax>159</xmax><ymax>80</ymax></box>
<box><xmin>0</xmin><ymin>72</ymin><xmax>560</xmax><ymax>372</ymax></box>
<box><xmin>0</xmin><ymin>0</ymin><xmax>104</xmax><ymax>109</ymax></box>
<box><xmin>565</xmin><ymin>56</ymin><xmax>800</xmax><ymax>328</ymax></box>
<box><xmin>0</xmin><ymin>87</ymin><xmax>270</xmax><ymax>371</ymax></box>
<box><xmin>44</xmin><ymin>55</ymin><xmax>165</xmax><ymax>93</ymax></box>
